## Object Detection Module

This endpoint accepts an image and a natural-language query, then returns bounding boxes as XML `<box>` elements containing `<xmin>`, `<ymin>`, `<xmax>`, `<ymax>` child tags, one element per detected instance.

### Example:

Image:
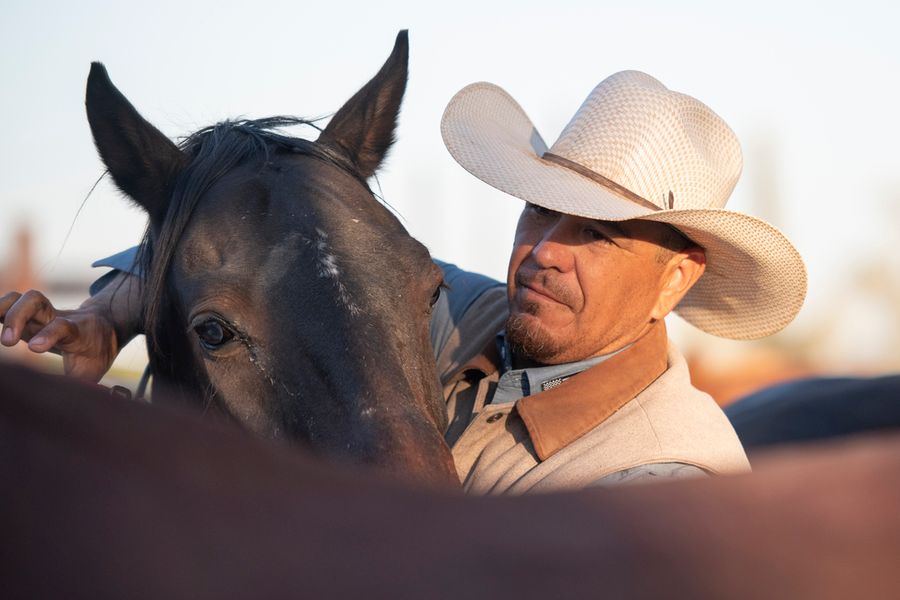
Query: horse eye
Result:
<box><xmin>430</xmin><ymin>280</ymin><xmax>448</xmax><ymax>307</ymax></box>
<box><xmin>193</xmin><ymin>319</ymin><xmax>235</xmax><ymax>350</ymax></box>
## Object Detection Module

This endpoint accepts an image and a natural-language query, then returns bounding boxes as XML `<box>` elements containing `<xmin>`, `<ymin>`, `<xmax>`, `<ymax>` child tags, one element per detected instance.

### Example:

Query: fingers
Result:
<box><xmin>2</xmin><ymin>290</ymin><xmax>119</xmax><ymax>382</ymax></box>
<box><xmin>26</xmin><ymin>317</ymin><xmax>79</xmax><ymax>354</ymax></box>
<box><xmin>0</xmin><ymin>291</ymin><xmax>23</xmax><ymax>326</ymax></box>
<box><xmin>1</xmin><ymin>290</ymin><xmax>57</xmax><ymax>346</ymax></box>
<box><xmin>0</xmin><ymin>291</ymin><xmax>17</xmax><ymax>345</ymax></box>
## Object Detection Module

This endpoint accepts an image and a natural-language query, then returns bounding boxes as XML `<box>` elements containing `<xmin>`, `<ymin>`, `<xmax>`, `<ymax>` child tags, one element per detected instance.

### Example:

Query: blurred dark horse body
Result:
<box><xmin>85</xmin><ymin>32</ymin><xmax>456</xmax><ymax>484</ymax></box>
<box><xmin>3</xmin><ymin>361</ymin><xmax>900</xmax><ymax>599</ymax></box>
<box><xmin>727</xmin><ymin>375</ymin><xmax>900</xmax><ymax>453</ymax></box>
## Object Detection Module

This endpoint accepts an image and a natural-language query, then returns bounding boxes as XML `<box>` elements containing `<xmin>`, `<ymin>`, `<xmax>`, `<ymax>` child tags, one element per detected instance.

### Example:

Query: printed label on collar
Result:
<box><xmin>541</xmin><ymin>376</ymin><xmax>571</xmax><ymax>392</ymax></box>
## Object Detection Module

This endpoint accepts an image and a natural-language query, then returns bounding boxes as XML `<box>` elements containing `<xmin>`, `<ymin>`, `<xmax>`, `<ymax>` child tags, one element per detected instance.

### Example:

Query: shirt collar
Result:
<box><xmin>492</xmin><ymin>336</ymin><xmax>625</xmax><ymax>404</ymax></box>
<box><xmin>516</xmin><ymin>321</ymin><xmax>669</xmax><ymax>461</ymax></box>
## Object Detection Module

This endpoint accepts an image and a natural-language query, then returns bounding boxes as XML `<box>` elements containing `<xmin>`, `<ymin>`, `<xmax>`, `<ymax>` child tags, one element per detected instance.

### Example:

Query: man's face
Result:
<box><xmin>506</xmin><ymin>203</ymin><xmax>692</xmax><ymax>365</ymax></box>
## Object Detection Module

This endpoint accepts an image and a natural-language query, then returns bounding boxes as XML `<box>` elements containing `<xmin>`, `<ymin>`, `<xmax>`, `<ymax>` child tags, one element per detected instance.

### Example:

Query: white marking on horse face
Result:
<box><xmin>261</xmin><ymin>228</ymin><xmax>361</xmax><ymax>316</ymax></box>
<box><xmin>313</xmin><ymin>228</ymin><xmax>360</xmax><ymax>316</ymax></box>
<box><xmin>360</xmin><ymin>406</ymin><xmax>376</xmax><ymax>419</ymax></box>
<box><xmin>318</xmin><ymin>252</ymin><xmax>340</xmax><ymax>280</ymax></box>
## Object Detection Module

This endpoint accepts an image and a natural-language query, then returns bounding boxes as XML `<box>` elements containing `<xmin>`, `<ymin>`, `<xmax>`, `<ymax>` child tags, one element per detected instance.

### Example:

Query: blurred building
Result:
<box><xmin>0</xmin><ymin>222</ymin><xmax>146</xmax><ymax>386</ymax></box>
<box><xmin>0</xmin><ymin>224</ymin><xmax>43</xmax><ymax>367</ymax></box>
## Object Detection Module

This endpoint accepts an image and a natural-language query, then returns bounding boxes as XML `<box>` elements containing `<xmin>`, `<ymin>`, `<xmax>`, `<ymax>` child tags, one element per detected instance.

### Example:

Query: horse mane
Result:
<box><xmin>138</xmin><ymin>117</ymin><xmax>368</xmax><ymax>387</ymax></box>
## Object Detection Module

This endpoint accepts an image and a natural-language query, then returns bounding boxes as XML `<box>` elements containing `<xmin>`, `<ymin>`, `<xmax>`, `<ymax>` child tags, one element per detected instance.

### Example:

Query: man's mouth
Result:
<box><xmin>521</xmin><ymin>283</ymin><xmax>563</xmax><ymax>305</ymax></box>
<box><xmin>515</xmin><ymin>270</ymin><xmax>574</xmax><ymax>308</ymax></box>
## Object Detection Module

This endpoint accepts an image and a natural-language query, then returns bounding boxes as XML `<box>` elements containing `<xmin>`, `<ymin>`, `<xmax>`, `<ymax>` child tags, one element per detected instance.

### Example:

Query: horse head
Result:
<box><xmin>85</xmin><ymin>32</ymin><xmax>457</xmax><ymax>486</ymax></box>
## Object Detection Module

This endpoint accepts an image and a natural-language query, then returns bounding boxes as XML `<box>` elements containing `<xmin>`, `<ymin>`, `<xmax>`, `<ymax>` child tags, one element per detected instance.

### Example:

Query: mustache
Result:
<box><xmin>515</xmin><ymin>268</ymin><xmax>578</xmax><ymax>307</ymax></box>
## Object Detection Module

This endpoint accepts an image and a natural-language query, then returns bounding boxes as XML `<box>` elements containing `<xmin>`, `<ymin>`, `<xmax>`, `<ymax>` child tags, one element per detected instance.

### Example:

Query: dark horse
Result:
<box><xmin>3</xmin><ymin>361</ymin><xmax>900</xmax><ymax>599</ymax></box>
<box><xmin>85</xmin><ymin>32</ymin><xmax>456</xmax><ymax>484</ymax></box>
<box><xmin>727</xmin><ymin>374</ymin><xmax>900</xmax><ymax>453</ymax></box>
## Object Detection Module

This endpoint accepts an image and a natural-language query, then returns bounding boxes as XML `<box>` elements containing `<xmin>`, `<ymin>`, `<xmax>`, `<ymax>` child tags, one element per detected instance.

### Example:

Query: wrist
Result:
<box><xmin>80</xmin><ymin>273</ymin><xmax>144</xmax><ymax>347</ymax></box>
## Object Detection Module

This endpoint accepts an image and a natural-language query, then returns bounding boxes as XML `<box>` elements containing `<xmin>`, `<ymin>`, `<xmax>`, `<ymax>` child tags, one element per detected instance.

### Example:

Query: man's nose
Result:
<box><xmin>531</xmin><ymin>221</ymin><xmax>575</xmax><ymax>272</ymax></box>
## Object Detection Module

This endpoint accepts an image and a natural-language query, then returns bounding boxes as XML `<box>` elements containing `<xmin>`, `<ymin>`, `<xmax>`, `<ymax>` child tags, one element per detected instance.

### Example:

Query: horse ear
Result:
<box><xmin>317</xmin><ymin>30</ymin><xmax>409</xmax><ymax>179</ymax></box>
<box><xmin>85</xmin><ymin>63</ymin><xmax>186</xmax><ymax>221</ymax></box>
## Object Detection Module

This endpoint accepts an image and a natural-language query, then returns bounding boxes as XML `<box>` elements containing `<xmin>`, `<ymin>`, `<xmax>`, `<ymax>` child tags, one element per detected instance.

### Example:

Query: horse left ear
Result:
<box><xmin>85</xmin><ymin>63</ymin><xmax>187</xmax><ymax>222</ymax></box>
<box><xmin>317</xmin><ymin>30</ymin><xmax>409</xmax><ymax>179</ymax></box>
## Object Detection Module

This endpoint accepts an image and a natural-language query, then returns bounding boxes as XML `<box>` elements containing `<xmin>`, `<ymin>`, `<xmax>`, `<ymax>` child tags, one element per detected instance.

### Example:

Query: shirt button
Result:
<box><xmin>486</xmin><ymin>413</ymin><xmax>505</xmax><ymax>423</ymax></box>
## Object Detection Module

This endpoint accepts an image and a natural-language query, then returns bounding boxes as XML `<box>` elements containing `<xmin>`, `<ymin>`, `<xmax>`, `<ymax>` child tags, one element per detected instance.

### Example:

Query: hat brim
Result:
<box><xmin>441</xmin><ymin>82</ymin><xmax>806</xmax><ymax>340</ymax></box>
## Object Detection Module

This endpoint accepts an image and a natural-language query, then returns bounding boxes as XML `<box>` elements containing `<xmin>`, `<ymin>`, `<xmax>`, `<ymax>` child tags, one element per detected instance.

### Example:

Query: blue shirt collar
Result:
<box><xmin>492</xmin><ymin>332</ymin><xmax>626</xmax><ymax>405</ymax></box>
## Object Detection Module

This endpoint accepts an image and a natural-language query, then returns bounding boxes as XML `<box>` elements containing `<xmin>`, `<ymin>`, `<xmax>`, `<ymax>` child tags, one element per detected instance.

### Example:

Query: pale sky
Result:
<box><xmin>2</xmin><ymin>0</ymin><xmax>900</xmax><ymax>370</ymax></box>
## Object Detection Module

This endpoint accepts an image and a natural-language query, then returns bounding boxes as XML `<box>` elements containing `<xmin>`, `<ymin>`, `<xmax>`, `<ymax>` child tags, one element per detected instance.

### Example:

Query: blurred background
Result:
<box><xmin>2</xmin><ymin>0</ymin><xmax>898</xmax><ymax>404</ymax></box>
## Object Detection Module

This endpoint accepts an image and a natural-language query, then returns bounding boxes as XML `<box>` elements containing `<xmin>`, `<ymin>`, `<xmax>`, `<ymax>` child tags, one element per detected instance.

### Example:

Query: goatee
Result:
<box><xmin>505</xmin><ymin>310</ymin><xmax>564</xmax><ymax>364</ymax></box>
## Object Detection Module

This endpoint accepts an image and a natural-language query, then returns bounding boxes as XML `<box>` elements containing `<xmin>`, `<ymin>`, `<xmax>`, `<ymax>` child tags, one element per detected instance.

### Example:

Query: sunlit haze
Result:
<box><xmin>2</xmin><ymin>0</ymin><xmax>900</xmax><ymax>386</ymax></box>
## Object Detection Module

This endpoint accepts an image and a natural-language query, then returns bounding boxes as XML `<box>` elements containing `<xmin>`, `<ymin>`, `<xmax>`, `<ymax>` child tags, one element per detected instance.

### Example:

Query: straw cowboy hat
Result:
<box><xmin>440</xmin><ymin>70</ymin><xmax>806</xmax><ymax>340</ymax></box>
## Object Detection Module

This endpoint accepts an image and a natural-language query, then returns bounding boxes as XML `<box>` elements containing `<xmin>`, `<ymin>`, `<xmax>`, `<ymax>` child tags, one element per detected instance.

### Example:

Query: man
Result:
<box><xmin>0</xmin><ymin>71</ymin><xmax>806</xmax><ymax>491</ymax></box>
<box><xmin>429</xmin><ymin>71</ymin><xmax>804</xmax><ymax>492</ymax></box>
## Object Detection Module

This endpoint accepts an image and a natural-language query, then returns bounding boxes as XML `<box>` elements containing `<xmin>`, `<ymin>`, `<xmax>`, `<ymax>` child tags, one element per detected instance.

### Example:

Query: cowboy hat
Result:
<box><xmin>440</xmin><ymin>70</ymin><xmax>806</xmax><ymax>340</ymax></box>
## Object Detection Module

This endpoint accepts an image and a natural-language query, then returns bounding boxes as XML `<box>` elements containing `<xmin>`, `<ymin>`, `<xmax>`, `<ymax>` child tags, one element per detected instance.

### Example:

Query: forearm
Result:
<box><xmin>81</xmin><ymin>271</ymin><xmax>143</xmax><ymax>351</ymax></box>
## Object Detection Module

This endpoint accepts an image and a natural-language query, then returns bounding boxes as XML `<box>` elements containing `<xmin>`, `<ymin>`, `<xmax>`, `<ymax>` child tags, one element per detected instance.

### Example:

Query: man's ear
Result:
<box><xmin>86</xmin><ymin>63</ymin><xmax>186</xmax><ymax>223</ymax></box>
<box><xmin>651</xmin><ymin>246</ymin><xmax>706</xmax><ymax>321</ymax></box>
<box><xmin>316</xmin><ymin>30</ymin><xmax>408</xmax><ymax>179</ymax></box>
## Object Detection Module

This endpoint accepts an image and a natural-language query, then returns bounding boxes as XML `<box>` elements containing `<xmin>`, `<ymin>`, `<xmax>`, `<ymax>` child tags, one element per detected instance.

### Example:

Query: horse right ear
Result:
<box><xmin>317</xmin><ymin>31</ymin><xmax>408</xmax><ymax>179</ymax></box>
<box><xmin>85</xmin><ymin>63</ymin><xmax>186</xmax><ymax>222</ymax></box>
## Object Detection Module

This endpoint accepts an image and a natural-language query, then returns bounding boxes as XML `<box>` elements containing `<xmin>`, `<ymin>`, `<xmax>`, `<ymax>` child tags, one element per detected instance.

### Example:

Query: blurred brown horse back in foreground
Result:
<box><xmin>2</xmin><ymin>361</ymin><xmax>898</xmax><ymax>600</ymax></box>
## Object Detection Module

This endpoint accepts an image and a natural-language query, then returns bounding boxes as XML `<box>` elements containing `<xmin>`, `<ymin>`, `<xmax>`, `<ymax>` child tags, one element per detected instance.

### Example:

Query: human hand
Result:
<box><xmin>1</xmin><ymin>289</ymin><xmax>122</xmax><ymax>383</ymax></box>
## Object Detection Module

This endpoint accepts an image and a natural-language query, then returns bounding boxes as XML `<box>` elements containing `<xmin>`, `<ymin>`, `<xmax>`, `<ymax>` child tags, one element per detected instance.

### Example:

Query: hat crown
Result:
<box><xmin>549</xmin><ymin>71</ymin><xmax>743</xmax><ymax>211</ymax></box>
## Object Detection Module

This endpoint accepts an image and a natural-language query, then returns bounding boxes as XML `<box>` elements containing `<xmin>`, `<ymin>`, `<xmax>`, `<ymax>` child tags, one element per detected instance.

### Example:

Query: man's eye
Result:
<box><xmin>527</xmin><ymin>203</ymin><xmax>555</xmax><ymax>217</ymax></box>
<box><xmin>193</xmin><ymin>319</ymin><xmax>235</xmax><ymax>350</ymax></box>
<box><xmin>585</xmin><ymin>228</ymin><xmax>609</xmax><ymax>242</ymax></box>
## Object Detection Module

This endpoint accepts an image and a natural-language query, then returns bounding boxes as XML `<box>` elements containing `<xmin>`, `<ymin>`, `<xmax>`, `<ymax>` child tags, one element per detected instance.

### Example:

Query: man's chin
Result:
<box><xmin>505</xmin><ymin>312</ymin><xmax>565</xmax><ymax>365</ymax></box>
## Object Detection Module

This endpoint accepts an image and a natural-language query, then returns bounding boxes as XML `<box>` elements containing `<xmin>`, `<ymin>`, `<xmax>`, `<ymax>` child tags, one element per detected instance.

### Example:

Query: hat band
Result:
<box><xmin>541</xmin><ymin>152</ymin><xmax>663</xmax><ymax>211</ymax></box>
